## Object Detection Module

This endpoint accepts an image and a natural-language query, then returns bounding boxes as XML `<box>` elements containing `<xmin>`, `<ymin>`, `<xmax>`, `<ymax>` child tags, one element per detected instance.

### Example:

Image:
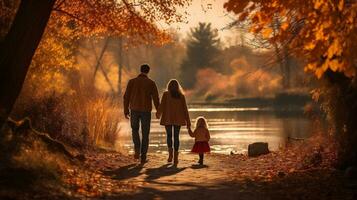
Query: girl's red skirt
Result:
<box><xmin>191</xmin><ymin>141</ymin><xmax>210</xmax><ymax>153</ymax></box>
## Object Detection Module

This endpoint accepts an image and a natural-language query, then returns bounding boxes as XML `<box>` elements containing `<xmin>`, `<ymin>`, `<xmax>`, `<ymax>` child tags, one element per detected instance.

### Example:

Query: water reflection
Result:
<box><xmin>116</xmin><ymin>106</ymin><xmax>312</xmax><ymax>155</ymax></box>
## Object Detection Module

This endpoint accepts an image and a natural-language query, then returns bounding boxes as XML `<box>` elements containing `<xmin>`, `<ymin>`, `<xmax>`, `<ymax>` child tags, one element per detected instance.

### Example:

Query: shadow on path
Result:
<box><xmin>191</xmin><ymin>164</ymin><xmax>208</xmax><ymax>169</ymax></box>
<box><xmin>145</xmin><ymin>164</ymin><xmax>186</xmax><ymax>181</ymax></box>
<box><xmin>98</xmin><ymin>169</ymin><xmax>356</xmax><ymax>200</ymax></box>
<box><xmin>102</xmin><ymin>163</ymin><xmax>144</xmax><ymax>180</ymax></box>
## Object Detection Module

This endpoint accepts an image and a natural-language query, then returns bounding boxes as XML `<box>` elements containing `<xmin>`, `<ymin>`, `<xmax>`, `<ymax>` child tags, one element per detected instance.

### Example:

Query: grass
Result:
<box><xmin>11</xmin><ymin>92</ymin><xmax>122</xmax><ymax>150</ymax></box>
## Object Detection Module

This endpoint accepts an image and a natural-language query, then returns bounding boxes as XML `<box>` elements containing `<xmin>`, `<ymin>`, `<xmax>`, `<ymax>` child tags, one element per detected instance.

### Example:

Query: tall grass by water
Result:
<box><xmin>12</xmin><ymin>91</ymin><xmax>122</xmax><ymax>150</ymax></box>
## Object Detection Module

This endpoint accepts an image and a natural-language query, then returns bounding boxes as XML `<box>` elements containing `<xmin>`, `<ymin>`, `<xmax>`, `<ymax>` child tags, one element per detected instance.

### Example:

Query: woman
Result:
<box><xmin>157</xmin><ymin>79</ymin><xmax>191</xmax><ymax>165</ymax></box>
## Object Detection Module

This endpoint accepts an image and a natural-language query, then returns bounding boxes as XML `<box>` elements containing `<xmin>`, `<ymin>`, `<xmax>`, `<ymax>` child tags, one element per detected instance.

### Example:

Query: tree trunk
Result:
<box><xmin>0</xmin><ymin>0</ymin><xmax>56</xmax><ymax>129</ymax></box>
<box><xmin>118</xmin><ymin>37</ymin><xmax>123</xmax><ymax>96</ymax></box>
<box><xmin>324</xmin><ymin>71</ymin><xmax>357</xmax><ymax>168</ymax></box>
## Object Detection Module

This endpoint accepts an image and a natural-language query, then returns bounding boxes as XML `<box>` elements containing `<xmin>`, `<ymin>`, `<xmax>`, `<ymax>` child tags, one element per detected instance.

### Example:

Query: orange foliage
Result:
<box><xmin>52</xmin><ymin>0</ymin><xmax>190</xmax><ymax>44</ymax></box>
<box><xmin>224</xmin><ymin>0</ymin><xmax>357</xmax><ymax>79</ymax></box>
<box><xmin>0</xmin><ymin>0</ymin><xmax>190</xmax><ymax>93</ymax></box>
<box><xmin>191</xmin><ymin>57</ymin><xmax>281</xmax><ymax>99</ymax></box>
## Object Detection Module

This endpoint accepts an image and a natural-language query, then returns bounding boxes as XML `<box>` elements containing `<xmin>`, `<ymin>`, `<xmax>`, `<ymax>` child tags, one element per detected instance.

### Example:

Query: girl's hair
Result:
<box><xmin>195</xmin><ymin>116</ymin><xmax>208</xmax><ymax>129</ymax></box>
<box><xmin>167</xmin><ymin>79</ymin><xmax>184</xmax><ymax>99</ymax></box>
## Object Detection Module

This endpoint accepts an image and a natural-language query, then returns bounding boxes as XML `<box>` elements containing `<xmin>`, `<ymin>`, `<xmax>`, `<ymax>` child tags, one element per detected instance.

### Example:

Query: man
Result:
<box><xmin>123</xmin><ymin>64</ymin><xmax>160</xmax><ymax>163</ymax></box>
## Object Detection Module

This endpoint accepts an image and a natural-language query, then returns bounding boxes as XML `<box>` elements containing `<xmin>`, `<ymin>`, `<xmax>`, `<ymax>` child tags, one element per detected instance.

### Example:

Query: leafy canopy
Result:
<box><xmin>224</xmin><ymin>0</ymin><xmax>357</xmax><ymax>79</ymax></box>
<box><xmin>1</xmin><ymin>0</ymin><xmax>190</xmax><ymax>93</ymax></box>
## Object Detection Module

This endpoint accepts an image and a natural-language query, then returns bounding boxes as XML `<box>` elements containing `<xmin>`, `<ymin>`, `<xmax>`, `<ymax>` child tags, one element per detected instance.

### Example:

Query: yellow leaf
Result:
<box><xmin>280</xmin><ymin>22</ymin><xmax>289</xmax><ymax>31</ymax></box>
<box><xmin>304</xmin><ymin>42</ymin><xmax>316</xmax><ymax>50</ymax></box>
<box><xmin>262</xmin><ymin>27</ymin><xmax>273</xmax><ymax>38</ymax></box>
<box><xmin>314</xmin><ymin>0</ymin><xmax>324</xmax><ymax>9</ymax></box>
<box><xmin>315</xmin><ymin>68</ymin><xmax>325</xmax><ymax>79</ymax></box>
<box><xmin>326</xmin><ymin>39</ymin><xmax>342</xmax><ymax>59</ymax></box>
<box><xmin>304</xmin><ymin>62</ymin><xmax>317</xmax><ymax>72</ymax></box>
<box><xmin>338</xmin><ymin>0</ymin><xmax>344</xmax><ymax>11</ymax></box>
<box><xmin>329</xmin><ymin>59</ymin><xmax>341</xmax><ymax>72</ymax></box>
<box><xmin>315</xmin><ymin>25</ymin><xmax>326</xmax><ymax>41</ymax></box>
<box><xmin>315</xmin><ymin>62</ymin><xmax>329</xmax><ymax>79</ymax></box>
<box><xmin>322</xmin><ymin>20</ymin><xmax>332</xmax><ymax>29</ymax></box>
<box><xmin>249</xmin><ymin>25</ymin><xmax>263</xmax><ymax>33</ymax></box>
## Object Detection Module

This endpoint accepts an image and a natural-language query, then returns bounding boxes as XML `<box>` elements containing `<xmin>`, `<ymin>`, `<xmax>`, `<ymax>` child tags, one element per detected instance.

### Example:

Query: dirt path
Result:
<box><xmin>77</xmin><ymin>152</ymin><xmax>356</xmax><ymax>200</ymax></box>
<box><xmin>101</xmin><ymin>153</ymin><xmax>242</xmax><ymax>198</ymax></box>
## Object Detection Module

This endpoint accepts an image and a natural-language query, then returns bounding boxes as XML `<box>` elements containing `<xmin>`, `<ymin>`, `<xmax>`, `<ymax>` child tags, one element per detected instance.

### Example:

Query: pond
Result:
<box><xmin>116</xmin><ymin>106</ymin><xmax>313</xmax><ymax>155</ymax></box>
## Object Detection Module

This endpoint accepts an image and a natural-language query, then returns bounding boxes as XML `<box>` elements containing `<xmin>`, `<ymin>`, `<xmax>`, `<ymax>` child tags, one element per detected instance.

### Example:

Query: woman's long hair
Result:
<box><xmin>167</xmin><ymin>79</ymin><xmax>184</xmax><ymax>99</ymax></box>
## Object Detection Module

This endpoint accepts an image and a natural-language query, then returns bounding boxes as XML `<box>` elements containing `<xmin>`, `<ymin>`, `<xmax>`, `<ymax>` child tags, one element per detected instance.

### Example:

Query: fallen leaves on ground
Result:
<box><xmin>61</xmin><ymin>152</ymin><xmax>137</xmax><ymax>198</ymax></box>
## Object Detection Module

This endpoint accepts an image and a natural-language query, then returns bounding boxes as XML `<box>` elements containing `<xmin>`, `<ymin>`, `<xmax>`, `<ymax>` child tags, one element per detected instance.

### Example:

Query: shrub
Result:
<box><xmin>11</xmin><ymin>92</ymin><xmax>121</xmax><ymax>150</ymax></box>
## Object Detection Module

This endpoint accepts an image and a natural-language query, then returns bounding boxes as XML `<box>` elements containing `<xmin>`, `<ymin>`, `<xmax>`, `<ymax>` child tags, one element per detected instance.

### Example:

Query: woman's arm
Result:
<box><xmin>157</xmin><ymin>92</ymin><xmax>167</xmax><ymax>117</ymax></box>
<box><xmin>188</xmin><ymin>128</ymin><xmax>195</xmax><ymax>137</ymax></box>
<box><xmin>182</xmin><ymin>95</ymin><xmax>191</xmax><ymax>129</ymax></box>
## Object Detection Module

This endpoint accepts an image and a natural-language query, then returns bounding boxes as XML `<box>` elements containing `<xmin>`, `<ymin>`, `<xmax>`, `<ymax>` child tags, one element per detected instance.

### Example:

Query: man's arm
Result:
<box><xmin>152</xmin><ymin>82</ymin><xmax>160</xmax><ymax>111</ymax></box>
<box><xmin>123</xmin><ymin>80</ymin><xmax>132</xmax><ymax>117</ymax></box>
<box><xmin>157</xmin><ymin>92</ymin><xmax>166</xmax><ymax>116</ymax></box>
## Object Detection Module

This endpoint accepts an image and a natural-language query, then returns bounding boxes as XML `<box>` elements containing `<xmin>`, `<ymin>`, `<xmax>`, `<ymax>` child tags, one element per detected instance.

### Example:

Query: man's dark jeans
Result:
<box><xmin>130</xmin><ymin>110</ymin><xmax>151</xmax><ymax>160</ymax></box>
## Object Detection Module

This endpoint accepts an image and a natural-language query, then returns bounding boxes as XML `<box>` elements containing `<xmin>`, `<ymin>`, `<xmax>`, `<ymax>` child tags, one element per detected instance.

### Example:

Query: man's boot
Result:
<box><xmin>174</xmin><ymin>151</ymin><xmax>179</xmax><ymax>165</ymax></box>
<box><xmin>168</xmin><ymin>148</ymin><xmax>173</xmax><ymax>163</ymax></box>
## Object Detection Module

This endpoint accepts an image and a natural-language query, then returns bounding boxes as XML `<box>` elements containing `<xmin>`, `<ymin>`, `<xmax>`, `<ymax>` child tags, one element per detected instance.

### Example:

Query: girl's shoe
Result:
<box><xmin>198</xmin><ymin>159</ymin><xmax>203</xmax><ymax>165</ymax></box>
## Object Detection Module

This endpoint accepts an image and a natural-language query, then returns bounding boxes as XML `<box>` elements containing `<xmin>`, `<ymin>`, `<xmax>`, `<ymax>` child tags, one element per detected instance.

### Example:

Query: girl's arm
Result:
<box><xmin>206</xmin><ymin>129</ymin><xmax>210</xmax><ymax>141</ymax></box>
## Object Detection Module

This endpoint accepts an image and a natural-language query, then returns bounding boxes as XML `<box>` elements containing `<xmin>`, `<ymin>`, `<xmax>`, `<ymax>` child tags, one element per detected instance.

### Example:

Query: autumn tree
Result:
<box><xmin>0</xmin><ymin>0</ymin><xmax>189</xmax><ymax>129</ymax></box>
<box><xmin>227</xmin><ymin>7</ymin><xmax>305</xmax><ymax>89</ymax></box>
<box><xmin>180</xmin><ymin>22</ymin><xmax>221</xmax><ymax>89</ymax></box>
<box><xmin>225</xmin><ymin>0</ymin><xmax>357</xmax><ymax>167</ymax></box>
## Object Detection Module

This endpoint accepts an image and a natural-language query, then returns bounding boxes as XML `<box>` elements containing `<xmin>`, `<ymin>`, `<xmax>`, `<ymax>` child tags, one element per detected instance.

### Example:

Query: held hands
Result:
<box><xmin>186</xmin><ymin>122</ymin><xmax>191</xmax><ymax>130</ymax></box>
<box><xmin>187</xmin><ymin>126</ymin><xmax>194</xmax><ymax>137</ymax></box>
<box><xmin>187</xmin><ymin>123</ymin><xmax>191</xmax><ymax>132</ymax></box>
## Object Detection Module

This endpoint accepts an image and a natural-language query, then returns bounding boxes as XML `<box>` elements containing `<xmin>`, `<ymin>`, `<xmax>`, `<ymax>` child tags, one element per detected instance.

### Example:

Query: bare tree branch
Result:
<box><xmin>91</xmin><ymin>39</ymin><xmax>110</xmax><ymax>78</ymax></box>
<box><xmin>53</xmin><ymin>8</ymin><xmax>95</xmax><ymax>26</ymax></box>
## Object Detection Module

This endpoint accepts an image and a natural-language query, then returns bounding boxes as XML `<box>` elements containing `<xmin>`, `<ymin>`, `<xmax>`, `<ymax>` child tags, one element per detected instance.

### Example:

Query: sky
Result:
<box><xmin>161</xmin><ymin>0</ymin><xmax>238</xmax><ymax>43</ymax></box>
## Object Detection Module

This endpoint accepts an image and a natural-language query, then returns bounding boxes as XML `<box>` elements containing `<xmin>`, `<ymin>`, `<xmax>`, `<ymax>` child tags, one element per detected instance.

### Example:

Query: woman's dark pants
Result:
<box><xmin>165</xmin><ymin>125</ymin><xmax>181</xmax><ymax>151</ymax></box>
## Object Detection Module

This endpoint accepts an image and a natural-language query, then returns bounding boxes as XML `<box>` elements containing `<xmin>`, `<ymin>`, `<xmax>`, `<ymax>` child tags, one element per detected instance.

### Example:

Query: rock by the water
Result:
<box><xmin>248</xmin><ymin>142</ymin><xmax>269</xmax><ymax>157</ymax></box>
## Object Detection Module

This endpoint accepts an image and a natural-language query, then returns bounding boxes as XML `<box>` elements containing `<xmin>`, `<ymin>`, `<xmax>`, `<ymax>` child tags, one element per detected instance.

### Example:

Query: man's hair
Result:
<box><xmin>140</xmin><ymin>64</ymin><xmax>150</xmax><ymax>73</ymax></box>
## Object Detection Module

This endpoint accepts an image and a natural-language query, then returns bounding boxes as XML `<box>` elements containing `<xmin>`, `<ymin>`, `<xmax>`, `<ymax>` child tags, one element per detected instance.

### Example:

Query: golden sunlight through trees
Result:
<box><xmin>224</xmin><ymin>0</ymin><xmax>357</xmax><ymax>79</ymax></box>
<box><xmin>1</xmin><ymin>0</ymin><xmax>357</xmax><ymax>199</ymax></box>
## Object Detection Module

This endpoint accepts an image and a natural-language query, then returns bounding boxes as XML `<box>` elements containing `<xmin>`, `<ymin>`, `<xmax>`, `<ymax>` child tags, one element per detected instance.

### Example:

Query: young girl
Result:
<box><xmin>189</xmin><ymin>117</ymin><xmax>211</xmax><ymax>165</ymax></box>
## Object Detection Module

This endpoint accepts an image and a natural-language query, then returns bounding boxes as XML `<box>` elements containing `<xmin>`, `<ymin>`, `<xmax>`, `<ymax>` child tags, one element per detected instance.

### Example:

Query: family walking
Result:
<box><xmin>123</xmin><ymin>64</ymin><xmax>211</xmax><ymax>166</ymax></box>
